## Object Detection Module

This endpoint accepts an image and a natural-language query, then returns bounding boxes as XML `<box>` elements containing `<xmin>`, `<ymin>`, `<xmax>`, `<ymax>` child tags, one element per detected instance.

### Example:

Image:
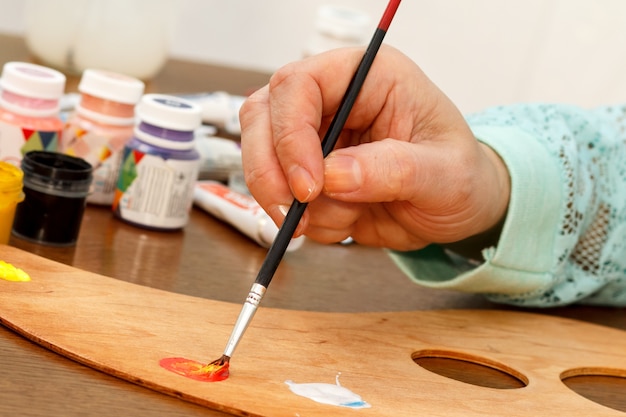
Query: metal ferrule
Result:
<box><xmin>223</xmin><ymin>283</ymin><xmax>266</xmax><ymax>357</ymax></box>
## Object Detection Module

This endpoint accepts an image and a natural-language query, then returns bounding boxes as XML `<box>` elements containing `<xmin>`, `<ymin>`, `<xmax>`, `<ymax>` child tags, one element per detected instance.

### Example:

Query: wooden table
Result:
<box><xmin>1</xmin><ymin>34</ymin><xmax>625</xmax><ymax>416</ymax></box>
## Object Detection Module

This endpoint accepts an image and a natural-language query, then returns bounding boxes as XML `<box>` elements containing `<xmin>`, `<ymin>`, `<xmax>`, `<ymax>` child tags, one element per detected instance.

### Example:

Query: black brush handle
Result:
<box><xmin>254</xmin><ymin>27</ymin><xmax>389</xmax><ymax>289</ymax></box>
<box><xmin>254</xmin><ymin>199</ymin><xmax>307</xmax><ymax>288</ymax></box>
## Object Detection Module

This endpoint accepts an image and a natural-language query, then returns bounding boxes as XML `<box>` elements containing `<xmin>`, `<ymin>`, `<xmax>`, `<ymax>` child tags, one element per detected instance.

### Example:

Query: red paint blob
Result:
<box><xmin>159</xmin><ymin>357</ymin><xmax>230</xmax><ymax>382</ymax></box>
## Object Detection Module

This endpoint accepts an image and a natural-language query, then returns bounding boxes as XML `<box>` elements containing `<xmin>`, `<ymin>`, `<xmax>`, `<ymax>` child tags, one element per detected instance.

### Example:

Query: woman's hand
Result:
<box><xmin>240</xmin><ymin>45</ymin><xmax>510</xmax><ymax>251</ymax></box>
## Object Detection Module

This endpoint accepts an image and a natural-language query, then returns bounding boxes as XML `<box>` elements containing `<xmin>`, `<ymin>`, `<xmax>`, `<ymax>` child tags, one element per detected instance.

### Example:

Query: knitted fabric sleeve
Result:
<box><xmin>388</xmin><ymin>103</ymin><xmax>626</xmax><ymax>307</ymax></box>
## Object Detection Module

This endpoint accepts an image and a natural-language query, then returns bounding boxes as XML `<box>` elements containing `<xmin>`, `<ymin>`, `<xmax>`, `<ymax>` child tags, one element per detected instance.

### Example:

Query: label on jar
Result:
<box><xmin>62</xmin><ymin>121</ymin><xmax>133</xmax><ymax>205</ymax></box>
<box><xmin>113</xmin><ymin>147</ymin><xmax>199</xmax><ymax>229</ymax></box>
<box><xmin>0</xmin><ymin>121</ymin><xmax>59</xmax><ymax>165</ymax></box>
<box><xmin>87</xmin><ymin>150</ymin><xmax>123</xmax><ymax>205</ymax></box>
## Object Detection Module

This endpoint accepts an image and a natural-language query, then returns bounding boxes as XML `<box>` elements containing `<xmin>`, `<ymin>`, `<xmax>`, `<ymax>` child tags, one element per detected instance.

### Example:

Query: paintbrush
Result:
<box><xmin>208</xmin><ymin>0</ymin><xmax>402</xmax><ymax>372</ymax></box>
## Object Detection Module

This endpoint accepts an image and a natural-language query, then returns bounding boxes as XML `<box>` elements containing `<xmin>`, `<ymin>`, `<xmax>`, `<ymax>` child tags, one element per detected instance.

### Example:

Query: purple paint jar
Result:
<box><xmin>12</xmin><ymin>151</ymin><xmax>93</xmax><ymax>246</ymax></box>
<box><xmin>113</xmin><ymin>94</ymin><xmax>201</xmax><ymax>230</ymax></box>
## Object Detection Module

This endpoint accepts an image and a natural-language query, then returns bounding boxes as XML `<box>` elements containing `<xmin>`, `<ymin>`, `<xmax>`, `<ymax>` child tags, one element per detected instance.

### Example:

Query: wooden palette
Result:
<box><xmin>1</xmin><ymin>244</ymin><xmax>625</xmax><ymax>416</ymax></box>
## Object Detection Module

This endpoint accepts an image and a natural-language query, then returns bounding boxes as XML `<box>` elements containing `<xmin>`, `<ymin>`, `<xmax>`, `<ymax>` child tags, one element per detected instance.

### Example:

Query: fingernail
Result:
<box><xmin>288</xmin><ymin>166</ymin><xmax>316</xmax><ymax>201</ymax></box>
<box><xmin>277</xmin><ymin>204</ymin><xmax>290</xmax><ymax>217</ymax></box>
<box><xmin>269</xmin><ymin>204</ymin><xmax>291</xmax><ymax>222</ymax></box>
<box><xmin>324</xmin><ymin>154</ymin><xmax>362</xmax><ymax>194</ymax></box>
<box><xmin>270</xmin><ymin>204</ymin><xmax>306</xmax><ymax>236</ymax></box>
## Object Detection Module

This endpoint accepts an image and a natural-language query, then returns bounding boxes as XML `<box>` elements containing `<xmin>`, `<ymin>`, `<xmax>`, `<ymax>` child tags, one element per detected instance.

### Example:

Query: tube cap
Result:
<box><xmin>258</xmin><ymin>215</ymin><xmax>306</xmax><ymax>252</ymax></box>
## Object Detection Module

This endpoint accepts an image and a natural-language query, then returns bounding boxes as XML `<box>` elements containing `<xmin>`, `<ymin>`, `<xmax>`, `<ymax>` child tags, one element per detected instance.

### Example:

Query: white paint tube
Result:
<box><xmin>178</xmin><ymin>91</ymin><xmax>245</xmax><ymax>135</ymax></box>
<box><xmin>193</xmin><ymin>180</ymin><xmax>305</xmax><ymax>251</ymax></box>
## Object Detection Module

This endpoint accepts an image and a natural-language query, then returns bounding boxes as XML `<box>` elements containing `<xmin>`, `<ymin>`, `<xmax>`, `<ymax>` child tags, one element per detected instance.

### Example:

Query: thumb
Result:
<box><xmin>322</xmin><ymin>138</ymin><xmax>454</xmax><ymax>203</ymax></box>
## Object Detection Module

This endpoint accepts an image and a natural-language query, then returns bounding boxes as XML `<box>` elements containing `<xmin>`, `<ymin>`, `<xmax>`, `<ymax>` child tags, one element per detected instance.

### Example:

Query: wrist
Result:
<box><xmin>442</xmin><ymin>142</ymin><xmax>510</xmax><ymax>260</ymax></box>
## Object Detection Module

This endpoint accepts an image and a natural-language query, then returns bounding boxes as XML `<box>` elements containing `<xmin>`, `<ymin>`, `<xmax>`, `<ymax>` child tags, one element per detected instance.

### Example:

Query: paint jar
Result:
<box><xmin>113</xmin><ymin>94</ymin><xmax>201</xmax><ymax>231</ymax></box>
<box><xmin>0</xmin><ymin>62</ymin><xmax>66</xmax><ymax>165</ymax></box>
<box><xmin>0</xmin><ymin>162</ymin><xmax>24</xmax><ymax>245</ymax></box>
<box><xmin>12</xmin><ymin>151</ymin><xmax>93</xmax><ymax>246</ymax></box>
<box><xmin>304</xmin><ymin>5</ymin><xmax>372</xmax><ymax>57</ymax></box>
<box><xmin>61</xmin><ymin>69</ymin><xmax>145</xmax><ymax>206</ymax></box>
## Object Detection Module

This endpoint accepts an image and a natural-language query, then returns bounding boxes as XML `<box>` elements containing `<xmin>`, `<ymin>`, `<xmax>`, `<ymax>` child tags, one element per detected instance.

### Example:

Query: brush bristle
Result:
<box><xmin>210</xmin><ymin>354</ymin><xmax>230</xmax><ymax>366</ymax></box>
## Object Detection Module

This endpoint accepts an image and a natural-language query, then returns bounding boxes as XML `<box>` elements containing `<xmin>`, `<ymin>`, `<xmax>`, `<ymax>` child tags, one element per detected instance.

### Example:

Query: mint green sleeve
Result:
<box><xmin>388</xmin><ymin>103</ymin><xmax>626</xmax><ymax>307</ymax></box>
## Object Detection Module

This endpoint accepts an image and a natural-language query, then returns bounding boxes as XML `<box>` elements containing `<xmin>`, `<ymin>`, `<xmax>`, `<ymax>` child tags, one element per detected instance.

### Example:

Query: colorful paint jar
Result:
<box><xmin>0</xmin><ymin>62</ymin><xmax>66</xmax><ymax>165</ymax></box>
<box><xmin>113</xmin><ymin>94</ymin><xmax>201</xmax><ymax>230</ymax></box>
<box><xmin>12</xmin><ymin>151</ymin><xmax>93</xmax><ymax>246</ymax></box>
<box><xmin>0</xmin><ymin>162</ymin><xmax>24</xmax><ymax>245</ymax></box>
<box><xmin>62</xmin><ymin>69</ymin><xmax>145</xmax><ymax>206</ymax></box>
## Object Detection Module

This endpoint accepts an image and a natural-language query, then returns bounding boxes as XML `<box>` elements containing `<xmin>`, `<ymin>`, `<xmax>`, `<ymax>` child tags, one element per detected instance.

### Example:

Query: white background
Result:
<box><xmin>1</xmin><ymin>0</ymin><xmax>626</xmax><ymax>114</ymax></box>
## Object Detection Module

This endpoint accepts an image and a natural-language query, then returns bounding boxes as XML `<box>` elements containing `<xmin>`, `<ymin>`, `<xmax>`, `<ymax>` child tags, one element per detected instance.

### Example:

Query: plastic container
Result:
<box><xmin>0</xmin><ymin>162</ymin><xmax>24</xmax><ymax>245</ymax></box>
<box><xmin>304</xmin><ymin>5</ymin><xmax>372</xmax><ymax>57</ymax></box>
<box><xmin>0</xmin><ymin>62</ymin><xmax>66</xmax><ymax>165</ymax></box>
<box><xmin>195</xmin><ymin>135</ymin><xmax>243</xmax><ymax>182</ymax></box>
<box><xmin>61</xmin><ymin>69</ymin><xmax>145</xmax><ymax>205</ymax></box>
<box><xmin>12</xmin><ymin>151</ymin><xmax>93</xmax><ymax>246</ymax></box>
<box><xmin>24</xmin><ymin>0</ymin><xmax>179</xmax><ymax>79</ymax></box>
<box><xmin>113</xmin><ymin>94</ymin><xmax>201</xmax><ymax>230</ymax></box>
<box><xmin>179</xmin><ymin>91</ymin><xmax>246</xmax><ymax>135</ymax></box>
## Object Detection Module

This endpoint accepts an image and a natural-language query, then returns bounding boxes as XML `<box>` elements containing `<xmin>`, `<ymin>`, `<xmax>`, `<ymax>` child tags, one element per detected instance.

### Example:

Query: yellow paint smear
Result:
<box><xmin>0</xmin><ymin>260</ymin><xmax>31</xmax><ymax>282</ymax></box>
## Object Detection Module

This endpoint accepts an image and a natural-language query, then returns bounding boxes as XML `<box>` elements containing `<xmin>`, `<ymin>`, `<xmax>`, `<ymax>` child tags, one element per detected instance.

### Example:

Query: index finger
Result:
<box><xmin>239</xmin><ymin>85</ymin><xmax>295</xmax><ymax>222</ymax></box>
<box><xmin>267</xmin><ymin>49</ymin><xmax>368</xmax><ymax>202</ymax></box>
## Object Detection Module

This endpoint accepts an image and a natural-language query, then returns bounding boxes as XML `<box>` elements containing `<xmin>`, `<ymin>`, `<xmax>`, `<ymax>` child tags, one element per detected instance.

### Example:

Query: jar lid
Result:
<box><xmin>22</xmin><ymin>151</ymin><xmax>92</xmax><ymax>182</ymax></box>
<box><xmin>78</xmin><ymin>69</ymin><xmax>145</xmax><ymax>104</ymax></box>
<box><xmin>136</xmin><ymin>94</ymin><xmax>202</xmax><ymax>131</ymax></box>
<box><xmin>315</xmin><ymin>5</ymin><xmax>371</xmax><ymax>41</ymax></box>
<box><xmin>0</xmin><ymin>62</ymin><xmax>66</xmax><ymax>100</ymax></box>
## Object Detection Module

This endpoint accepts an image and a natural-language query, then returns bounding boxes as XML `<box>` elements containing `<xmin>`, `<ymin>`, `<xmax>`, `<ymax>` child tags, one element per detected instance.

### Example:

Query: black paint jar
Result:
<box><xmin>12</xmin><ymin>151</ymin><xmax>92</xmax><ymax>246</ymax></box>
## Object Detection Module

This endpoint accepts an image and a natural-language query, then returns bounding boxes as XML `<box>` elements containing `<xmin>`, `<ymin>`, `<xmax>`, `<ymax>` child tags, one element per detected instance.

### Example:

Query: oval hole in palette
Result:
<box><xmin>561</xmin><ymin>368</ymin><xmax>626</xmax><ymax>412</ymax></box>
<box><xmin>412</xmin><ymin>349</ymin><xmax>528</xmax><ymax>389</ymax></box>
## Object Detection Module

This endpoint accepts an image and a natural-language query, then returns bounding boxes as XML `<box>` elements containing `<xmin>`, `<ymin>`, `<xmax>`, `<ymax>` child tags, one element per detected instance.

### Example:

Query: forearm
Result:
<box><xmin>391</xmin><ymin>103</ymin><xmax>626</xmax><ymax>307</ymax></box>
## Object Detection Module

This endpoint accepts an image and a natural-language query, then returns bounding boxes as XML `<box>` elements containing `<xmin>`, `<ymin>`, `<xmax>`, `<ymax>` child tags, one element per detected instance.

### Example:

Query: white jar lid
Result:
<box><xmin>78</xmin><ymin>69</ymin><xmax>145</xmax><ymax>104</ymax></box>
<box><xmin>315</xmin><ymin>5</ymin><xmax>371</xmax><ymax>41</ymax></box>
<box><xmin>137</xmin><ymin>94</ymin><xmax>202</xmax><ymax>131</ymax></box>
<box><xmin>0</xmin><ymin>61</ymin><xmax>66</xmax><ymax>100</ymax></box>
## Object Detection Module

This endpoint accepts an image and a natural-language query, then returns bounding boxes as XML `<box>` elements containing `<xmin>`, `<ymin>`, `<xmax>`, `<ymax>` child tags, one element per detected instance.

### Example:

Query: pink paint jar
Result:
<box><xmin>61</xmin><ymin>69</ymin><xmax>145</xmax><ymax>205</ymax></box>
<box><xmin>0</xmin><ymin>62</ymin><xmax>66</xmax><ymax>165</ymax></box>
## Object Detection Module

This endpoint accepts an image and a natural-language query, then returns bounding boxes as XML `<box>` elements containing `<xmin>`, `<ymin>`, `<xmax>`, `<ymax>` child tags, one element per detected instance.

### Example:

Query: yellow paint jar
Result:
<box><xmin>0</xmin><ymin>162</ymin><xmax>24</xmax><ymax>244</ymax></box>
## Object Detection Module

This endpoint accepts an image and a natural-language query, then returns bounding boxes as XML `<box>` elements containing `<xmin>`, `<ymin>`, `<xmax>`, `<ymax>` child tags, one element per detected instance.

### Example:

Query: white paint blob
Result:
<box><xmin>285</xmin><ymin>373</ymin><xmax>371</xmax><ymax>409</ymax></box>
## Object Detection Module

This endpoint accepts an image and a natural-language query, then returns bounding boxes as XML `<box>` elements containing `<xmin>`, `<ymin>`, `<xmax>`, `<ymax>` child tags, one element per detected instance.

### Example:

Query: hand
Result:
<box><xmin>239</xmin><ymin>45</ymin><xmax>510</xmax><ymax>251</ymax></box>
